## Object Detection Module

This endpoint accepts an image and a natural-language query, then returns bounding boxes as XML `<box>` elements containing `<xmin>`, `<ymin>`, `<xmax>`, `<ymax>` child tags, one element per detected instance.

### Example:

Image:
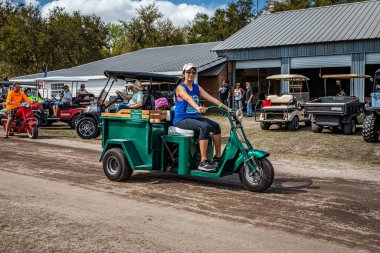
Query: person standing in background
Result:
<box><xmin>233</xmin><ymin>83</ymin><xmax>244</xmax><ymax>109</ymax></box>
<box><xmin>218</xmin><ymin>80</ymin><xmax>231</xmax><ymax>116</ymax></box>
<box><xmin>245</xmin><ymin>82</ymin><xmax>254</xmax><ymax>117</ymax></box>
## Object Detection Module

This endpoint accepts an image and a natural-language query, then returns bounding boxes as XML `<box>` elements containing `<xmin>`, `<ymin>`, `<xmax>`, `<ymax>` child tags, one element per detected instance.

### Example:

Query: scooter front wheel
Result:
<box><xmin>27</xmin><ymin>125</ymin><xmax>38</xmax><ymax>139</ymax></box>
<box><xmin>238</xmin><ymin>157</ymin><xmax>274</xmax><ymax>192</ymax></box>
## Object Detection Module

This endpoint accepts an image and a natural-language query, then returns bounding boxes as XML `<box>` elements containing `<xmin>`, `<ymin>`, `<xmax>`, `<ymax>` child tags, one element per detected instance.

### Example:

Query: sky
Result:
<box><xmin>13</xmin><ymin>0</ymin><xmax>266</xmax><ymax>26</ymax></box>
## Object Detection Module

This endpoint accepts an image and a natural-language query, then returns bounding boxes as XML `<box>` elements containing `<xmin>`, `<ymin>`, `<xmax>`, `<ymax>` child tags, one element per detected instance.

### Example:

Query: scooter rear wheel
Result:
<box><xmin>239</xmin><ymin>157</ymin><xmax>274</xmax><ymax>192</ymax></box>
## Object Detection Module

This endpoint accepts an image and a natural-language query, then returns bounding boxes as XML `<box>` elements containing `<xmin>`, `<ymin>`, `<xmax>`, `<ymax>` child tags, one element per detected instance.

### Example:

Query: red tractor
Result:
<box><xmin>1</xmin><ymin>102</ymin><xmax>38</xmax><ymax>139</ymax></box>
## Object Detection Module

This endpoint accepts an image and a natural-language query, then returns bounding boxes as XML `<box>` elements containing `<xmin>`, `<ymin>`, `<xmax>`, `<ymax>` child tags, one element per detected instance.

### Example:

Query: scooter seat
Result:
<box><xmin>168</xmin><ymin>126</ymin><xmax>194</xmax><ymax>137</ymax></box>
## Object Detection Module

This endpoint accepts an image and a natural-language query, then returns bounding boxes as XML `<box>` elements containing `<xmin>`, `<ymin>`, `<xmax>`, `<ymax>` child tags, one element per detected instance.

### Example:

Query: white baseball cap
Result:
<box><xmin>183</xmin><ymin>63</ymin><xmax>198</xmax><ymax>72</ymax></box>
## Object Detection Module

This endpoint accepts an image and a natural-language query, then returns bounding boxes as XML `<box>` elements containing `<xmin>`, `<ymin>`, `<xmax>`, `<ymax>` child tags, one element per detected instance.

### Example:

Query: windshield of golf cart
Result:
<box><xmin>36</xmin><ymin>77</ymin><xmax>89</xmax><ymax>97</ymax></box>
<box><xmin>102</xmin><ymin>70</ymin><xmax>181</xmax><ymax>109</ymax></box>
<box><xmin>266</xmin><ymin>74</ymin><xmax>310</xmax><ymax>104</ymax></box>
<box><xmin>322</xmin><ymin>74</ymin><xmax>373</xmax><ymax>96</ymax></box>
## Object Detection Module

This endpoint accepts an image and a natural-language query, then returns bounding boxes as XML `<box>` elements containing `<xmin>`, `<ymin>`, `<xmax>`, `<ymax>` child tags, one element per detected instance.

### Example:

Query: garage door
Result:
<box><xmin>290</xmin><ymin>55</ymin><xmax>351</xmax><ymax>69</ymax></box>
<box><xmin>236</xmin><ymin>59</ymin><xmax>281</xmax><ymax>69</ymax></box>
<box><xmin>366</xmin><ymin>53</ymin><xmax>380</xmax><ymax>64</ymax></box>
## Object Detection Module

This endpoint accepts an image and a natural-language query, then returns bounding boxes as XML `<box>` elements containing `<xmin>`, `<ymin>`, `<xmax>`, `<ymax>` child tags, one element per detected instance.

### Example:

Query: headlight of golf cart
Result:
<box><xmin>234</xmin><ymin>109</ymin><xmax>244</xmax><ymax>123</ymax></box>
<box><xmin>85</xmin><ymin>105</ymin><xmax>98</xmax><ymax>113</ymax></box>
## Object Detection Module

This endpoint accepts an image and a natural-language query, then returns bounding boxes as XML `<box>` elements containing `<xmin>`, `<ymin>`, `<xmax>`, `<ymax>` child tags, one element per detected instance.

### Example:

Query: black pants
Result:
<box><xmin>174</xmin><ymin>117</ymin><xmax>221</xmax><ymax>140</ymax></box>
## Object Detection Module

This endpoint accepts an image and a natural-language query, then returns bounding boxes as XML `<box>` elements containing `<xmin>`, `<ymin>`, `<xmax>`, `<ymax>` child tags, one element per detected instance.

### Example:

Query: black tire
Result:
<box><xmin>238</xmin><ymin>157</ymin><xmax>274</xmax><ymax>192</ymax></box>
<box><xmin>69</xmin><ymin>114</ymin><xmax>81</xmax><ymax>129</ymax></box>
<box><xmin>311</xmin><ymin>122</ymin><xmax>322</xmax><ymax>133</ymax></box>
<box><xmin>33</xmin><ymin>113</ymin><xmax>41</xmax><ymax>127</ymax></box>
<box><xmin>288</xmin><ymin>116</ymin><xmax>299</xmax><ymax>131</ymax></box>
<box><xmin>330</xmin><ymin>126</ymin><xmax>339</xmax><ymax>133</ymax></box>
<box><xmin>42</xmin><ymin>120</ymin><xmax>53</xmax><ymax>127</ymax></box>
<box><xmin>76</xmin><ymin>117</ymin><xmax>99</xmax><ymax>139</ymax></box>
<box><xmin>362</xmin><ymin>114</ymin><xmax>379</xmax><ymax>142</ymax></box>
<box><xmin>103</xmin><ymin>148</ymin><xmax>132</xmax><ymax>181</ymax></box>
<box><xmin>260</xmin><ymin>122</ymin><xmax>270</xmax><ymax>130</ymax></box>
<box><xmin>27</xmin><ymin>125</ymin><xmax>38</xmax><ymax>139</ymax></box>
<box><xmin>343</xmin><ymin>119</ymin><xmax>356</xmax><ymax>135</ymax></box>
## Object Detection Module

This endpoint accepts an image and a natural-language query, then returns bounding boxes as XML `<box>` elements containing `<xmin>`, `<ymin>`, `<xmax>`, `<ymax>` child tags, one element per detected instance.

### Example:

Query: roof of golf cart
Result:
<box><xmin>266</xmin><ymin>74</ymin><xmax>309</xmax><ymax>81</ymax></box>
<box><xmin>36</xmin><ymin>77</ymin><xmax>89</xmax><ymax>82</ymax></box>
<box><xmin>0</xmin><ymin>81</ymin><xmax>16</xmax><ymax>87</ymax></box>
<box><xmin>5</xmin><ymin>79</ymin><xmax>37</xmax><ymax>85</ymax></box>
<box><xmin>104</xmin><ymin>71</ymin><xmax>181</xmax><ymax>84</ymax></box>
<box><xmin>321</xmin><ymin>74</ymin><xmax>372</xmax><ymax>79</ymax></box>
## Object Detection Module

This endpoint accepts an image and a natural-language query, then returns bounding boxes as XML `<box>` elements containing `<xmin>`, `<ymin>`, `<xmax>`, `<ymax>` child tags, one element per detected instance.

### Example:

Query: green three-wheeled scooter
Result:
<box><xmin>99</xmin><ymin>71</ymin><xmax>274</xmax><ymax>192</ymax></box>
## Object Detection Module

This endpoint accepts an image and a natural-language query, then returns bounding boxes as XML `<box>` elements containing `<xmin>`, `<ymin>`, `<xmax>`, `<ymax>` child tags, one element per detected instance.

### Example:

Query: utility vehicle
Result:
<box><xmin>99</xmin><ymin>71</ymin><xmax>274</xmax><ymax>192</ymax></box>
<box><xmin>363</xmin><ymin>69</ymin><xmax>380</xmax><ymax>142</ymax></box>
<box><xmin>305</xmin><ymin>74</ymin><xmax>371</xmax><ymax>135</ymax></box>
<box><xmin>255</xmin><ymin>74</ymin><xmax>311</xmax><ymax>131</ymax></box>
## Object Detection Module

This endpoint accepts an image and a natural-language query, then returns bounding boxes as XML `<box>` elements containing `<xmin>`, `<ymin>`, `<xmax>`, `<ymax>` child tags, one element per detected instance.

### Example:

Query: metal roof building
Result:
<box><xmin>15</xmin><ymin>42</ymin><xmax>225</xmax><ymax>80</ymax></box>
<box><xmin>12</xmin><ymin>42</ymin><xmax>227</xmax><ymax>98</ymax></box>
<box><xmin>213</xmin><ymin>0</ymin><xmax>380</xmax><ymax>101</ymax></box>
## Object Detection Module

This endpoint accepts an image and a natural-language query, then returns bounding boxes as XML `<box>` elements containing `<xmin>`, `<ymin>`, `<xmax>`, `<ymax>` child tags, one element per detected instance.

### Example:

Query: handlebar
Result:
<box><xmin>206</xmin><ymin>105</ymin><xmax>233</xmax><ymax>113</ymax></box>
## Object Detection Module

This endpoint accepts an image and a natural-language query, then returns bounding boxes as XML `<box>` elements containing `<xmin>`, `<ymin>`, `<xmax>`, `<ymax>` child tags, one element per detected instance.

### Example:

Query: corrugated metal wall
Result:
<box><xmin>218</xmin><ymin>40</ymin><xmax>380</xmax><ymax>61</ymax></box>
<box><xmin>351</xmin><ymin>53</ymin><xmax>366</xmax><ymax>102</ymax></box>
<box><xmin>236</xmin><ymin>59</ymin><xmax>281</xmax><ymax>69</ymax></box>
<box><xmin>290</xmin><ymin>55</ymin><xmax>351</xmax><ymax>69</ymax></box>
<box><xmin>281</xmin><ymin>58</ymin><xmax>290</xmax><ymax>93</ymax></box>
<box><xmin>366</xmin><ymin>52</ymin><xmax>380</xmax><ymax>64</ymax></box>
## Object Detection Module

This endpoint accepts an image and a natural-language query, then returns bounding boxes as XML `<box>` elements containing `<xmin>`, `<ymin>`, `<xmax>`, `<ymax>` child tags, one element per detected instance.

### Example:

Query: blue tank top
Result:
<box><xmin>173</xmin><ymin>83</ymin><xmax>200</xmax><ymax>125</ymax></box>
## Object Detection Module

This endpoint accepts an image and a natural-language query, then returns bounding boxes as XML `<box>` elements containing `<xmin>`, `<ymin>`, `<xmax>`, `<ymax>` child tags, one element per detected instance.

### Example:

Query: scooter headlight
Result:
<box><xmin>234</xmin><ymin>109</ymin><xmax>244</xmax><ymax>123</ymax></box>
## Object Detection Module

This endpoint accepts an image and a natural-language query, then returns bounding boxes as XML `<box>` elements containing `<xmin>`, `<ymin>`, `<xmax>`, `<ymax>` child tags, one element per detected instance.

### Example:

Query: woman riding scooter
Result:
<box><xmin>173</xmin><ymin>63</ymin><xmax>231</xmax><ymax>172</ymax></box>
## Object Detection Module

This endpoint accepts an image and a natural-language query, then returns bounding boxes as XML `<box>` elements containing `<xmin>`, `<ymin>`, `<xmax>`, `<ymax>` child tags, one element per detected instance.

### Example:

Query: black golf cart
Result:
<box><xmin>305</xmin><ymin>74</ymin><xmax>371</xmax><ymax>135</ymax></box>
<box><xmin>75</xmin><ymin>71</ymin><xmax>180</xmax><ymax>139</ymax></box>
<box><xmin>363</xmin><ymin>68</ymin><xmax>380</xmax><ymax>142</ymax></box>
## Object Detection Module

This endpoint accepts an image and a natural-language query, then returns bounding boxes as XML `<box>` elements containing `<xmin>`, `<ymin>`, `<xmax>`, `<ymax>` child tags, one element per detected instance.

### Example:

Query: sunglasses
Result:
<box><xmin>185</xmin><ymin>70</ymin><xmax>197</xmax><ymax>75</ymax></box>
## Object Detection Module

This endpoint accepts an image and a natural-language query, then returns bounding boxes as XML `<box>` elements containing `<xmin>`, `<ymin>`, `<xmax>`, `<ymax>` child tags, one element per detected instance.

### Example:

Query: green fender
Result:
<box><xmin>99</xmin><ymin>140</ymin><xmax>136</xmax><ymax>170</ymax></box>
<box><xmin>233</xmin><ymin>149</ymin><xmax>270</xmax><ymax>172</ymax></box>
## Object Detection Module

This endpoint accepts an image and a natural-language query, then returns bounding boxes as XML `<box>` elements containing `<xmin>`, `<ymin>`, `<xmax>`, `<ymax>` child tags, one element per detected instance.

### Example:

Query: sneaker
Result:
<box><xmin>198</xmin><ymin>160</ymin><xmax>218</xmax><ymax>172</ymax></box>
<box><xmin>212</xmin><ymin>156</ymin><xmax>221</xmax><ymax>166</ymax></box>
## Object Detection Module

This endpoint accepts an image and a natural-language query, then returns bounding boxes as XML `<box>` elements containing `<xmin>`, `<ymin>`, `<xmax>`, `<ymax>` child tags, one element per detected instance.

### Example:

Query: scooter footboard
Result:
<box><xmin>233</xmin><ymin>149</ymin><xmax>270</xmax><ymax>172</ymax></box>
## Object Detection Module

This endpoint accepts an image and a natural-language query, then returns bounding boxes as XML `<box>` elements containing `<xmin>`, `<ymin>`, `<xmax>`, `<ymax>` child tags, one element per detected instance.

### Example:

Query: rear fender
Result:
<box><xmin>99</xmin><ymin>140</ymin><xmax>136</xmax><ymax>170</ymax></box>
<box><xmin>27</xmin><ymin>121</ymin><xmax>37</xmax><ymax>126</ymax></box>
<box><xmin>233</xmin><ymin>149</ymin><xmax>270</xmax><ymax>172</ymax></box>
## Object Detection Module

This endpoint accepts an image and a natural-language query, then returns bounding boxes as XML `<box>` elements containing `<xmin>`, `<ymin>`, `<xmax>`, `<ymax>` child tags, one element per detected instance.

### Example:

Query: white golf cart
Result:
<box><xmin>255</xmin><ymin>74</ymin><xmax>311</xmax><ymax>131</ymax></box>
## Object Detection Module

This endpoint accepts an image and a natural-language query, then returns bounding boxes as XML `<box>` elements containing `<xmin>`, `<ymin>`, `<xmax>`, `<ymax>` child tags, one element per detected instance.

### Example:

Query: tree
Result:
<box><xmin>0</xmin><ymin>3</ymin><xmax>47</xmax><ymax>78</ymax></box>
<box><xmin>186</xmin><ymin>13</ymin><xmax>212</xmax><ymax>43</ymax></box>
<box><xmin>120</xmin><ymin>3</ymin><xmax>186</xmax><ymax>52</ymax></box>
<box><xmin>104</xmin><ymin>23</ymin><xmax>129</xmax><ymax>56</ymax></box>
<box><xmin>0</xmin><ymin>2</ymin><xmax>108</xmax><ymax>79</ymax></box>
<box><xmin>186</xmin><ymin>0</ymin><xmax>255</xmax><ymax>43</ymax></box>
<box><xmin>46</xmin><ymin>8</ymin><xmax>108</xmax><ymax>70</ymax></box>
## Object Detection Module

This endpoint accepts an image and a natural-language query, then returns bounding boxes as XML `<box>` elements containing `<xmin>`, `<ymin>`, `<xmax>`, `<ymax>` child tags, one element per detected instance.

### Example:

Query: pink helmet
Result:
<box><xmin>155</xmin><ymin>97</ymin><xmax>169</xmax><ymax>109</ymax></box>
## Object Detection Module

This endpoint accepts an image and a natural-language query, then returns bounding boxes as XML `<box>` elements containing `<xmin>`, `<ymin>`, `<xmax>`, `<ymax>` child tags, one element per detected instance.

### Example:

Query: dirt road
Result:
<box><xmin>1</xmin><ymin>138</ymin><xmax>379</xmax><ymax>252</ymax></box>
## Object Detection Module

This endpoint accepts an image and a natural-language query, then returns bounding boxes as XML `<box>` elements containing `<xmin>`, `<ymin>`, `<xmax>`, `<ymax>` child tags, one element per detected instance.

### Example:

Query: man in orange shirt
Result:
<box><xmin>4</xmin><ymin>83</ymin><xmax>32</xmax><ymax>138</ymax></box>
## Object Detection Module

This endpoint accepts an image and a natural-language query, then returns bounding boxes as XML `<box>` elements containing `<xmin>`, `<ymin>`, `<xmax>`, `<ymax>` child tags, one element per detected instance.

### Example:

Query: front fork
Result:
<box><xmin>240</xmin><ymin>148</ymin><xmax>257</xmax><ymax>175</ymax></box>
<box><xmin>233</xmin><ymin>122</ymin><xmax>257</xmax><ymax>174</ymax></box>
